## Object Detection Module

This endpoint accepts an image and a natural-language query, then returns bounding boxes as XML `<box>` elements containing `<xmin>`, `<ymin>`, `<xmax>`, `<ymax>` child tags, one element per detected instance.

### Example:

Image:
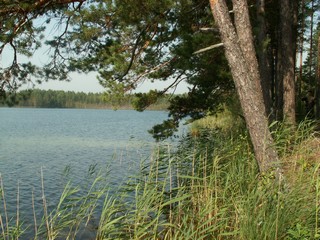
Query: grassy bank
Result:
<box><xmin>1</xmin><ymin>113</ymin><xmax>320</xmax><ymax>239</ymax></box>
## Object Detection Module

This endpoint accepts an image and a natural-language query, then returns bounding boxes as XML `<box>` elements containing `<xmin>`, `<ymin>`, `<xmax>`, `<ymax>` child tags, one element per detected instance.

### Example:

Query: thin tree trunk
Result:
<box><xmin>209</xmin><ymin>0</ymin><xmax>279</xmax><ymax>173</ymax></box>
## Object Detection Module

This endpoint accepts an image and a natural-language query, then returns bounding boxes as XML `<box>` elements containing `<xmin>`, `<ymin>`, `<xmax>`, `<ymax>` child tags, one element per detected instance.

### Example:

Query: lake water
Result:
<box><xmin>0</xmin><ymin>108</ymin><xmax>180</xmax><ymax>238</ymax></box>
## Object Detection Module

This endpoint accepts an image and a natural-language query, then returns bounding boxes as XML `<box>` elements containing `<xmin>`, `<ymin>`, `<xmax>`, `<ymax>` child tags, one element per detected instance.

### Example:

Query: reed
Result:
<box><xmin>0</xmin><ymin>119</ymin><xmax>320</xmax><ymax>239</ymax></box>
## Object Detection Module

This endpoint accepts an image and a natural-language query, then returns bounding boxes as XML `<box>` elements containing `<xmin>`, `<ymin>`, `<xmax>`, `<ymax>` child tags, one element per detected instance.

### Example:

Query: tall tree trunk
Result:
<box><xmin>309</xmin><ymin>0</ymin><xmax>314</xmax><ymax>85</ymax></box>
<box><xmin>279</xmin><ymin>0</ymin><xmax>296</xmax><ymax>125</ymax></box>
<box><xmin>298</xmin><ymin>0</ymin><xmax>305</xmax><ymax>98</ymax></box>
<box><xmin>316</xmin><ymin>34</ymin><xmax>320</xmax><ymax>118</ymax></box>
<box><xmin>256</xmin><ymin>0</ymin><xmax>273</xmax><ymax>119</ymax></box>
<box><xmin>275</xmin><ymin>37</ymin><xmax>284</xmax><ymax>121</ymax></box>
<box><xmin>209</xmin><ymin>0</ymin><xmax>279</xmax><ymax>173</ymax></box>
<box><xmin>232</xmin><ymin>0</ymin><xmax>264</xmax><ymax>102</ymax></box>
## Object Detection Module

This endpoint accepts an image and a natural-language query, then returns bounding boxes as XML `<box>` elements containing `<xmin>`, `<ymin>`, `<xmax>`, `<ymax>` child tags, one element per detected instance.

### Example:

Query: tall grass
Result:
<box><xmin>1</xmin><ymin>118</ymin><xmax>320</xmax><ymax>239</ymax></box>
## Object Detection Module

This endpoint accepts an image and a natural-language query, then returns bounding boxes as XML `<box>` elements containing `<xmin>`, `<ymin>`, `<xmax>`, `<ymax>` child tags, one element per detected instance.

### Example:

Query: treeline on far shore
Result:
<box><xmin>2</xmin><ymin>89</ymin><xmax>169</xmax><ymax>110</ymax></box>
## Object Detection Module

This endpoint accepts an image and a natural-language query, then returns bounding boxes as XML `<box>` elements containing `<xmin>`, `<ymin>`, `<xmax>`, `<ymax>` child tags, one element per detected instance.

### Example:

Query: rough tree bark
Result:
<box><xmin>209</xmin><ymin>0</ymin><xmax>279</xmax><ymax>172</ymax></box>
<box><xmin>280</xmin><ymin>0</ymin><xmax>296</xmax><ymax>125</ymax></box>
<box><xmin>316</xmin><ymin>34</ymin><xmax>320</xmax><ymax>118</ymax></box>
<box><xmin>256</xmin><ymin>0</ymin><xmax>273</xmax><ymax>119</ymax></box>
<box><xmin>309</xmin><ymin>0</ymin><xmax>315</xmax><ymax>84</ymax></box>
<box><xmin>298</xmin><ymin>0</ymin><xmax>305</xmax><ymax>99</ymax></box>
<box><xmin>232</xmin><ymin>0</ymin><xmax>264</xmax><ymax>107</ymax></box>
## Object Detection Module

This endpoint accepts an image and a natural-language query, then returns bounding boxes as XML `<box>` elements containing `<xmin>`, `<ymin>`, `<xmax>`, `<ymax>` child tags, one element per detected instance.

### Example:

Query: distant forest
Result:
<box><xmin>2</xmin><ymin>89</ymin><xmax>169</xmax><ymax>110</ymax></box>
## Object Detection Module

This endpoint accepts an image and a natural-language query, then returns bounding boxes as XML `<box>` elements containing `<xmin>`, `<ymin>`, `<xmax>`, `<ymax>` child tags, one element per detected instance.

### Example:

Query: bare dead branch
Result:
<box><xmin>193</xmin><ymin>43</ymin><xmax>224</xmax><ymax>54</ymax></box>
<box><xmin>199</xmin><ymin>27</ymin><xmax>219</xmax><ymax>33</ymax></box>
<box><xmin>123</xmin><ymin>57</ymin><xmax>176</xmax><ymax>92</ymax></box>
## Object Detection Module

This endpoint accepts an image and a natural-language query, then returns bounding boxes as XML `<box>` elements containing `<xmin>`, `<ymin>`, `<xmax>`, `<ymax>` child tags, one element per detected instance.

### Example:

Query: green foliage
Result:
<box><xmin>101</xmin><ymin>81</ymin><xmax>131</xmax><ymax>109</ymax></box>
<box><xmin>148</xmin><ymin>119</ymin><xmax>179</xmax><ymax>140</ymax></box>
<box><xmin>1</xmin><ymin>0</ymin><xmax>235</xmax><ymax>139</ymax></box>
<box><xmin>131</xmin><ymin>90</ymin><xmax>160</xmax><ymax>112</ymax></box>
<box><xmin>0</xmin><ymin>0</ymin><xmax>75</xmax><ymax>95</ymax></box>
<box><xmin>2</xmin><ymin>0</ymin><xmax>320</xmax><ymax>141</ymax></box>
<box><xmin>46</xmin><ymin>0</ymin><xmax>233</xmax><ymax>138</ymax></box>
<box><xmin>287</xmin><ymin>223</ymin><xmax>313</xmax><ymax>240</ymax></box>
<box><xmin>10</xmin><ymin>89</ymin><xmax>106</xmax><ymax>108</ymax></box>
<box><xmin>0</xmin><ymin>89</ymin><xmax>170</xmax><ymax>110</ymax></box>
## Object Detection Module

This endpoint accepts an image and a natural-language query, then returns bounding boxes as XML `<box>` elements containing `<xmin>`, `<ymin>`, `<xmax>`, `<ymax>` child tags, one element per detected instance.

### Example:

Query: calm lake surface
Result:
<box><xmin>0</xmin><ymin>108</ymin><xmax>180</xmax><ymax>238</ymax></box>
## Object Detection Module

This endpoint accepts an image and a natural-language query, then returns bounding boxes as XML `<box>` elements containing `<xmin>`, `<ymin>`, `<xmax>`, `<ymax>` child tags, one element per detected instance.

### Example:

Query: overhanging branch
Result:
<box><xmin>0</xmin><ymin>0</ymin><xmax>86</xmax><ymax>15</ymax></box>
